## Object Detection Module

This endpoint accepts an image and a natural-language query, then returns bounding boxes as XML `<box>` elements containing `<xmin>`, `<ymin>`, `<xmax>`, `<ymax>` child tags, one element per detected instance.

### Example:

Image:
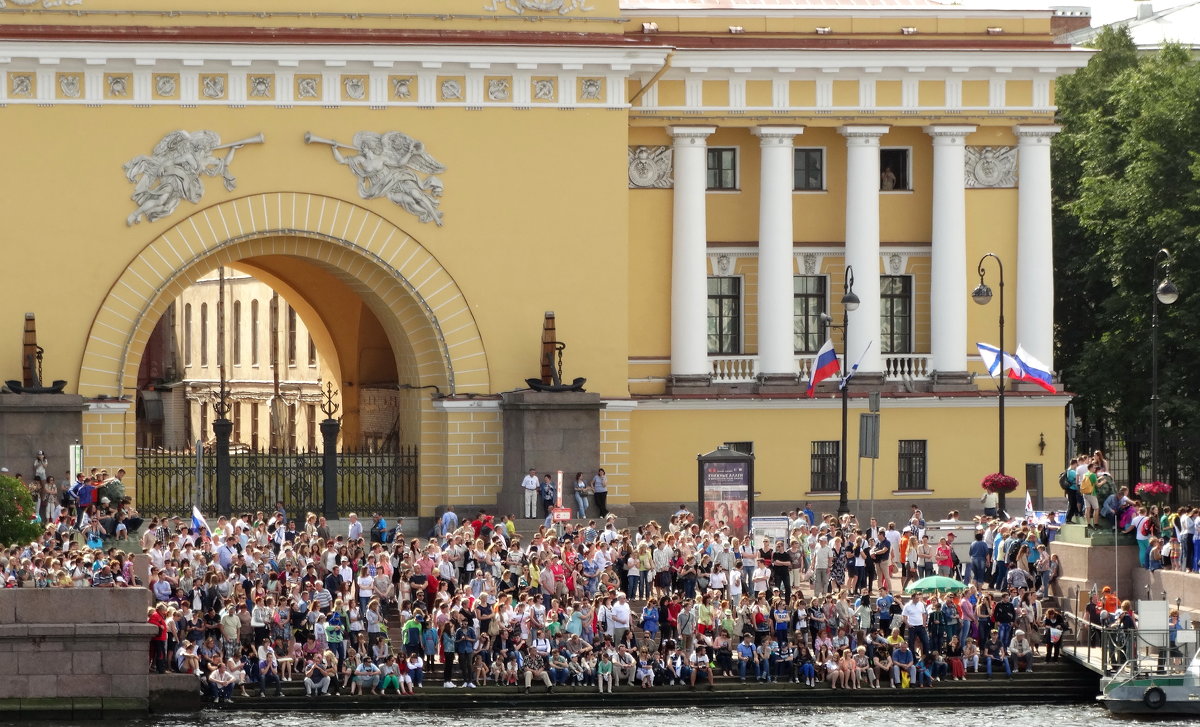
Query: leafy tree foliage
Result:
<box><xmin>1053</xmin><ymin>27</ymin><xmax>1200</xmax><ymax>438</ymax></box>
<box><xmin>0</xmin><ymin>475</ymin><xmax>44</xmax><ymax>545</ymax></box>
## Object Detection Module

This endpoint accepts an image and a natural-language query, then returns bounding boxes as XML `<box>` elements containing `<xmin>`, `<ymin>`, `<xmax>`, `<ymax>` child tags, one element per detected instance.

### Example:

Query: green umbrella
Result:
<box><xmin>904</xmin><ymin>575</ymin><xmax>968</xmax><ymax>594</ymax></box>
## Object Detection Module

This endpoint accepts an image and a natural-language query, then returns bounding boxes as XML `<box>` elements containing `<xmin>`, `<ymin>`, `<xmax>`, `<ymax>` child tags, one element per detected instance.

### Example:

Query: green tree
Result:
<box><xmin>0</xmin><ymin>475</ymin><xmax>45</xmax><ymax>545</ymax></box>
<box><xmin>1053</xmin><ymin>28</ymin><xmax>1200</xmax><ymax>443</ymax></box>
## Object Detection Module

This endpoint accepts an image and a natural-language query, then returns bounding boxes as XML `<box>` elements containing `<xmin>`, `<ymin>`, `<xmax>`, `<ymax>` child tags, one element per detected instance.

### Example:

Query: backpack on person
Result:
<box><xmin>1058</xmin><ymin>470</ymin><xmax>1072</xmax><ymax>492</ymax></box>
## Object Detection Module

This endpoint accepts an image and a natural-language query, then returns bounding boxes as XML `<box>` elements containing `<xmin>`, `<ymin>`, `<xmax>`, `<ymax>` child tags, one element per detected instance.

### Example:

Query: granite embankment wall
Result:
<box><xmin>0</xmin><ymin>588</ymin><xmax>156</xmax><ymax>719</ymax></box>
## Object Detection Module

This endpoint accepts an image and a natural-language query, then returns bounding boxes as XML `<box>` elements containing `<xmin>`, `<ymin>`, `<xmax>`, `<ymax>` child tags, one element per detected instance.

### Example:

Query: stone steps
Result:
<box><xmin>221</xmin><ymin>668</ymin><xmax>1099</xmax><ymax>711</ymax></box>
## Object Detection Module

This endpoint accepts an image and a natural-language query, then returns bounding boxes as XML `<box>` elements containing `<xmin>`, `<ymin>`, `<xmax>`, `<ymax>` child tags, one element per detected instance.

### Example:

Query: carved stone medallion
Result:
<box><xmin>487</xmin><ymin>79</ymin><xmax>510</xmax><ymax>101</ymax></box>
<box><xmin>154</xmin><ymin>75</ymin><xmax>177</xmax><ymax>97</ymax></box>
<box><xmin>627</xmin><ymin>146</ymin><xmax>673</xmax><ymax>189</ymax></box>
<box><xmin>392</xmin><ymin>77</ymin><xmax>413</xmax><ymax>99</ymax></box>
<box><xmin>59</xmin><ymin>74</ymin><xmax>81</xmax><ymax>98</ymax></box>
<box><xmin>965</xmin><ymin>146</ymin><xmax>1017</xmax><ymax>188</ymax></box>
<box><xmin>343</xmin><ymin>77</ymin><xmax>366</xmax><ymax>100</ymax></box>
<box><xmin>297</xmin><ymin>77</ymin><xmax>319</xmax><ymax>99</ymax></box>
<box><xmin>107</xmin><ymin>75</ymin><xmax>129</xmax><ymax>97</ymax></box>
<box><xmin>533</xmin><ymin>79</ymin><xmax>556</xmax><ymax>101</ymax></box>
<box><xmin>201</xmin><ymin>75</ymin><xmax>225</xmax><ymax>99</ymax></box>
<box><xmin>440</xmin><ymin>79</ymin><xmax>463</xmax><ymax>101</ymax></box>
<box><xmin>248</xmin><ymin>76</ymin><xmax>273</xmax><ymax>98</ymax></box>
<box><xmin>10</xmin><ymin>74</ymin><xmax>32</xmax><ymax>97</ymax></box>
<box><xmin>580</xmin><ymin>78</ymin><xmax>602</xmax><ymax>100</ymax></box>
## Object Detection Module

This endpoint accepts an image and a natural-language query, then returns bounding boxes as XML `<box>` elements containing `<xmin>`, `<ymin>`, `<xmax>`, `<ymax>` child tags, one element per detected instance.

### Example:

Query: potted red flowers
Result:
<box><xmin>981</xmin><ymin>473</ymin><xmax>1020</xmax><ymax>494</ymax></box>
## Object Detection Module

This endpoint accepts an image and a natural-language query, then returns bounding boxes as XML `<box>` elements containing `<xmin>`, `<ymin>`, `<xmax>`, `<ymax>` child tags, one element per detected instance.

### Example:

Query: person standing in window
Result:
<box><xmin>880</xmin><ymin>166</ymin><xmax>897</xmax><ymax>191</ymax></box>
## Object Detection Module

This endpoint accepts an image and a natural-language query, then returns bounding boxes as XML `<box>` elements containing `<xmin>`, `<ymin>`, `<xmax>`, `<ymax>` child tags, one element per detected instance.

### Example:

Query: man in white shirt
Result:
<box><xmin>521</xmin><ymin>469</ymin><xmax>540</xmax><ymax>518</ymax></box>
<box><xmin>609</xmin><ymin>593</ymin><xmax>632</xmax><ymax>645</ymax></box>
<box><xmin>901</xmin><ymin>594</ymin><xmax>930</xmax><ymax>657</ymax></box>
<box><xmin>347</xmin><ymin>513</ymin><xmax>362</xmax><ymax>542</ymax></box>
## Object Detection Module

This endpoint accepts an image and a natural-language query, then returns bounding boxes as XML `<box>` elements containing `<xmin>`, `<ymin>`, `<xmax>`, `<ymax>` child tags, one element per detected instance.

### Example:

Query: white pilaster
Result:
<box><xmin>838</xmin><ymin>125</ymin><xmax>889</xmax><ymax>374</ymax></box>
<box><xmin>1015</xmin><ymin>125</ymin><xmax>1061</xmax><ymax>371</ymax></box>
<box><xmin>752</xmin><ymin>125</ymin><xmax>805</xmax><ymax>378</ymax></box>
<box><xmin>669</xmin><ymin>125</ymin><xmax>717</xmax><ymax>381</ymax></box>
<box><xmin>925</xmin><ymin>125</ymin><xmax>976</xmax><ymax>375</ymax></box>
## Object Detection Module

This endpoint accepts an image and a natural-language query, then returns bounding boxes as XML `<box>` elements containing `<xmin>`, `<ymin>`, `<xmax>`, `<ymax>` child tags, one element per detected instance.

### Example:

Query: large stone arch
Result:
<box><xmin>78</xmin><ymin>193</ymin><xmax>490</xmax><ymax>516</ymax></box>
<box><xmin>79</xmin><ymin>192</ymin><xmax>488</xmax><ymax>399</ymax></box>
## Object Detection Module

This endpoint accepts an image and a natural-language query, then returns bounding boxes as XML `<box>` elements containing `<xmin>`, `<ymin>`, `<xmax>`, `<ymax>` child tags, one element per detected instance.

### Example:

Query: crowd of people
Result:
<box><xmin>0</xmin><ymin>472</ymin><xmax>1111</xmax><ymax>703</ymax></box>
<box><xmin>1062</xmin><ymin>451</ymin><xmax>1200</xmax><ymax>573</ymax></box>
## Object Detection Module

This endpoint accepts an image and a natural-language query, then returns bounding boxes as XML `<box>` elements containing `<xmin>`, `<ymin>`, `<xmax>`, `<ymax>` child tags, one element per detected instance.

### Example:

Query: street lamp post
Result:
<box><xmin>1151</xmin><ymin>248</ymin><xmax>1179</xmax><ymax>484</ymax></box>
<box><xmin>972</xmin><ymin>253</ymin><xmax>1006</xmax><ymax>517</ymax></box>
<box><xmin>821</xmin><ymin>267</ymin><xmax>860</xmax><ymax>517</ymax></box>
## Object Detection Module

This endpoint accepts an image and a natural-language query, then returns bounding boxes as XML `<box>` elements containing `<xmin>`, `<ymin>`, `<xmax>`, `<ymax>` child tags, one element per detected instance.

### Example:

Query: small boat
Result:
<box><xmin>1097</xmin><ymin>650</ymin><xmax>1200</xmax><ymax>715</ymax></box>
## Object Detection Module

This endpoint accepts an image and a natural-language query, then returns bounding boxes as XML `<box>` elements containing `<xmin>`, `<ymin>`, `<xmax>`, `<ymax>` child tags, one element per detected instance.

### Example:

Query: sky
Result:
<box><xmin>946</xmin><ymin>0</ymin><xmax>1192</xmax><ymax>24</ymax></box>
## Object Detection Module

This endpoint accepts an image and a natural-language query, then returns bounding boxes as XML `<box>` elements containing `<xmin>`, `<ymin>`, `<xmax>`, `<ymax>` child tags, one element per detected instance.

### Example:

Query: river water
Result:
<box><xmin>9</xmin><ymin>706</ymin><xmax>1194</xmax><ymax>727</ymax></box>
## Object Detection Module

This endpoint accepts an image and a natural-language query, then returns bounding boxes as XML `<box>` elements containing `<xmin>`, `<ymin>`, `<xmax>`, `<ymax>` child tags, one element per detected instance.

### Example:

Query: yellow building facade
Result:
<box><xmin>0</xmin><ymin>0</ymin><xmax>1088</xmax><ymax>523</ymax></box>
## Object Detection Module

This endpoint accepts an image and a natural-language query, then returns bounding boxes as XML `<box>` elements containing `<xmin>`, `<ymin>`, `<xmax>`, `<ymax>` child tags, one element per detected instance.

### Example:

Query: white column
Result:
<box><xmin>752</xmin><ymin>125</ymin><xmax>805</xmax><ymax>379</ymax></box>
<box><xmin>838</xmin><ymin>125</ymin><xmax>889</xmax><ymax>375</ymax></box>
<box><xmin>1015</xmin><ymin>125</ymin><xmax>1062</xmax><ymax>371</ymax></box>
<box><xmin>924</xmin><ymin>125</ymin><xmax>976</xmax><ymax>376</ymax></box>
<box><xmin>668</xmin><ymin>125</ymin><xmax>717</xmax><ymax>382</ymax></box>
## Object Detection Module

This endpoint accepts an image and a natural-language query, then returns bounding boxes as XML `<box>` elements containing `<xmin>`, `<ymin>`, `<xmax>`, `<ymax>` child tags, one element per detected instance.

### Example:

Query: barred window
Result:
<box><xmin>898</xmin><ymin>440</ymin><xmax>928</xmax><ymax>491</ymax></box>
<box><xmin>811</xmin><ymin>440</ymin><xmax>840</xmax><ymax>493</ymax></box>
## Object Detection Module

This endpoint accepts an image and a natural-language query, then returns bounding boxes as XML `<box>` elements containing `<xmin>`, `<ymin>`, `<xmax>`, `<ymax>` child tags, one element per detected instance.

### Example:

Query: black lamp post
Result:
<box><xmin>821</xmin><ymin>266</ymin><xmax>860</xmax><ymax>517</ymax></box>
<box><xmin>972</xmin><ymin>253</ymin><xmax>1006</xmax><ymax>517</ymax></box>
<box><xmin>1151</xmin><ymin>248</ymin><xmax>1178</xmax><ymax>484</ymax></box>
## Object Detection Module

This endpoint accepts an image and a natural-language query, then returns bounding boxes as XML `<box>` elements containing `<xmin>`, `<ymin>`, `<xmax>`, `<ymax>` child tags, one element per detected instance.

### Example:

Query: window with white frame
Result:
<box><xmin>793</xmin><ymin>148</ymin><xmax>824</xmax><ymax>191</ymax></box>
<box><xmin>706</xmin><ymin>147</ymin><xmax>738</xmax><ymax>191</ymax></box>
<box><xmin>880</xmin><ymin>148</ymin><xmax>911</xmax><ymax>191</ymax></box>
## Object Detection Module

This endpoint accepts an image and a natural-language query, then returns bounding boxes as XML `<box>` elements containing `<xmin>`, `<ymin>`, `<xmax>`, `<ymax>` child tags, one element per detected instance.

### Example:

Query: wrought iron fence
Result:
<box><xmin>337</xmin><ymin>447</ymin><xmax>419</xmax><ymax>518</ymax></box>
<box><xmin>134</xmin><ymin>445</ymin><xmax>419</xmax><ymax>519</ymax></box>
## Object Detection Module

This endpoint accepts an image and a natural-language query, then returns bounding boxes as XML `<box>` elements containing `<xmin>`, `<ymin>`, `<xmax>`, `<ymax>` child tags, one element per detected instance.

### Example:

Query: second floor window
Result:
<box><xmin>707</xmin><ymin>276</ymin><xmax>741</xmax><ymax>354</ymax></box>
<box><xmin>794</xmin><ymin>275</ymin><xmax>827</xmax><ymax>354</ymax></box>
<box><xmin>880</xmin><ymin>275</ymin><xmax>913</xmax><ymax>354</ymax></box>
<box><xmin>707</xmin><ymin>147</ymin><xmax>738</xmax><ymax>190</ymax></box>
<box><xmin>794</xmin><ymin>148</ymin><xmax>824</xmax><ymax>191</ymax></box>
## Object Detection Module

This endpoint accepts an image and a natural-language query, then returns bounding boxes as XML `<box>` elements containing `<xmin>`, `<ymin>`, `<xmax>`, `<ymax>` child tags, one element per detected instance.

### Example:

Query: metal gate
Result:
<box><xmin>134</xmin><ymin>446</ymin><xmax>419</xmax><ymax>519</ymax></box>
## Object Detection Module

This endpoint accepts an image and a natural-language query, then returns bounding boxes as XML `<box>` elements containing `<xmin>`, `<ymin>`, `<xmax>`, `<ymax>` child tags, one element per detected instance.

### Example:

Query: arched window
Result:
<box><xmin>250</xmin><ymin>299</ymin><xmax>260</xmax><ymax>366</ymax></box>
<box><xmin>232</xmin><ymin>300</ymin><xmax>242</xmax><ymax>366</ymax></box>
<box><xmin>183</xmin><ymin>303</ymin><xmax>193</xmax><ymax>367</ymax></box>
<box><xmin>200</xmin><ymin>303</ymin><xmax>209</xmax><ymax>367</ymax></box>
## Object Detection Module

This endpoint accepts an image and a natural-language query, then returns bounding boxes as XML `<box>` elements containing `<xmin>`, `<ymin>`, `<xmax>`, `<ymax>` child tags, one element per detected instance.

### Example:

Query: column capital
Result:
<box><xmin>838</xmin><ymin>124</ymin><xmax>889</xmax><ymax>143</ymax></box>
<box><xmin>923</xmin><ymin>124</ymin><xmax>977</xmax><ymax>142</ymax></box>
<box><xmin>668</xmin><ymin>125</ymin><xmax>717</xmax><ymax>143</ymax></box>
<box><xmin>1014</xmin><ymin>124</ymin><xmax>1062</xmax><ymax>143</ymax></box>
<box><xmin>751</xmin><ymin>125</ymin><xmax>805</xmax><ymax>147</ymax></box>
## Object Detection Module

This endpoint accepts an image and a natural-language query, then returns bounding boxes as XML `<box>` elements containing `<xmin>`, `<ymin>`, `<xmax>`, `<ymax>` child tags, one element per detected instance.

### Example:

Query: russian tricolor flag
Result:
<box><xmin>977</xmin><ymin>342</ymin><xmax>1057</xmax><ymax>393</ymax></box>
<box><xmin>192</xmin><ymin>505</ymin><xmax>210</xmax><ymax>535</ymax></box>
<box><xmin>1013</xmin><ymin>346</ymin><xmax>1057</xmax><ymax>393</ymax></box>
<box><xmin>806</xmin><ymin>339</ymin><xmax>840</xmax><ymax>398</ymax></box>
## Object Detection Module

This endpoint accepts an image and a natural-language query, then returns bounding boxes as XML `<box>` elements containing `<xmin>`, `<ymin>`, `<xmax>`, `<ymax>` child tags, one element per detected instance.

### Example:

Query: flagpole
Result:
<box><xmin>837</xmin><ymin>266</ymin><xmax>859</xmax><ymax>517</ymax></box>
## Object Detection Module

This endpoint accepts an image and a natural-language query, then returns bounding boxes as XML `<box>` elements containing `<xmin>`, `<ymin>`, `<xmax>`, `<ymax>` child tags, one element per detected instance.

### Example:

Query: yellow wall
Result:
<box><xmin>629</xmin><ymin>404</ymin><xmax>1064</xmax><ymax>505</ymax></box>
<box><xmin>0</xmin><ymin>104</ymin><xmax>631</xmax><ymax>399</ymax></box>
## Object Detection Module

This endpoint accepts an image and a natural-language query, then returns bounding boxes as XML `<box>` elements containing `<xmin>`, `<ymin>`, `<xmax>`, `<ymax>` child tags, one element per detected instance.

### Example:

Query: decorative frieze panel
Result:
<box><xmin>628</xmin><ymin>145</ymin><xmax>672</xmax><ymax>189</ymax></box>
<box><xmin>484</xmin><ymin>0</ymin><xmax>594</xmax><ymax>15</ymax></box>
<box><xmin>964</xmin><ymin>146</ymin><xmax>1017</xmax><ymax>188</ymax></box>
